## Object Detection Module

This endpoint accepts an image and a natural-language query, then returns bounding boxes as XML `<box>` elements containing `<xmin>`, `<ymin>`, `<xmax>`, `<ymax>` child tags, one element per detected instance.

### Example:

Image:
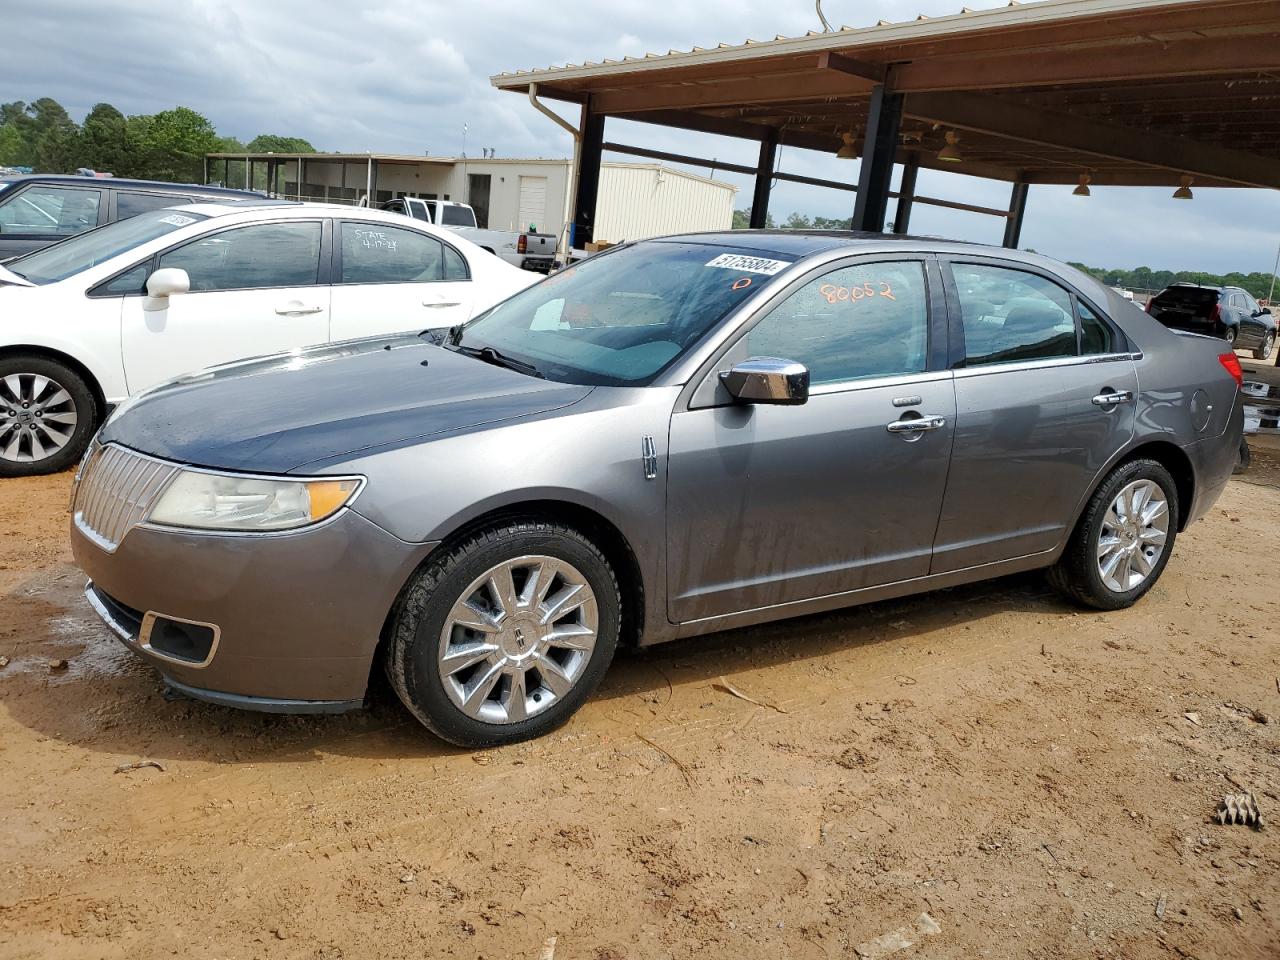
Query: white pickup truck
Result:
<box><xmin>379</xmin><ymin>198</ymin><xmax>557</xmax><ymax>273</ymax></box>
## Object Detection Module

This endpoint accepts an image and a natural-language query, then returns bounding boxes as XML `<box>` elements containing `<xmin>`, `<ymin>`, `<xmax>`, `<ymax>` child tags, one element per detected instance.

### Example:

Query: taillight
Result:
<box><xmin>517</xmin><ymin>235</ymin><xmax>527</xmax><ymax>255</ymax></box>
<box><xmin>1211</xmin><ymin>304</ymin><xmax>1222</xmax><ymax>325</ymax></box>
<box><xmin>1218</xmin><ymin>352</ymin><xmax>1243</xmax><ymax>387</ymax></box>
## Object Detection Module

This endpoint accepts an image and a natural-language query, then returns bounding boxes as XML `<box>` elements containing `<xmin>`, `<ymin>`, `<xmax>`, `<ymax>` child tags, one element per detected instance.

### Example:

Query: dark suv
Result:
<box><xmin>1147</xmin><ymin>283</ymin><xmax>1276</xmax><ymax>360</ymax></box>
<box><xmin>0</xmin><ymin>175</ymin><xmax>261</xmax><ymax>259</ymax></box>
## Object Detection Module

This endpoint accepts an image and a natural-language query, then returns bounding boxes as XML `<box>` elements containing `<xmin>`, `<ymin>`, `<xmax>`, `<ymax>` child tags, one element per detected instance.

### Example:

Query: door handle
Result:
<box><xmin>422</xmin><ymin>300</ymin><xmax>462</xmax><ymax>308</ymax></box>
<box><xmin>274</xmin><ymin>304</ymin><xmax>323</xmax><ymax>316</ymax></box>
<box><xmin>886</xmin><ymin>415</ymin><xmax>947</xmax><ymax>435</ymax></box>
<box><xmin>1092</xmin><ymin>390</ymin><xmax>1134</xmax><ymax>406</ymax></box>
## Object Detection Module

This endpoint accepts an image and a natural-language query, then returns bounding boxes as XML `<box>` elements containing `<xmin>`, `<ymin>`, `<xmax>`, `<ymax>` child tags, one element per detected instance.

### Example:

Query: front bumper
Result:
<box><xmin>72</xmin><ymin>507</ymin><xmax>437</xmax><ymax>708</ymax></box>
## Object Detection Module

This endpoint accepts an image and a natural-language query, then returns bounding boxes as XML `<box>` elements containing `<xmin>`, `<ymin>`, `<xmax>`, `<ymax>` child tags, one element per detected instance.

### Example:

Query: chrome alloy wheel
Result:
<box><xmin>0</xmin><ymin>373</ymin><xmax>78</xmax><ymax>463</ymax></box>
<box><xmin>1097</xmin><ymin>479</ymin><xmax>1170</xmax><ymax>593</ymax></box>
<box><xmin>437</xmin><ymin>555</ymin><xmax>598</xmax><ymax>724</ymax></box>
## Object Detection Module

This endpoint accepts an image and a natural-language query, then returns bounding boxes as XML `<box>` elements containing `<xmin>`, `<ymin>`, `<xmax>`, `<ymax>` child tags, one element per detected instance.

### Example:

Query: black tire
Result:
<box><xmin>1234</xmin><ymin>438</ymin><xmax>1251</xmax><ymax>475</ymax></box>
<box><xmin>1253</xmin><ymin>331</ymin><xmax>1275</xmax><ymax>361</ymax></box>
<box><xmin>1221</xmin><ymin>325</ymin><xmax>1238</xmax><ymax>348</ymax></box>
<box><xmin>386</xmin><ymin>520</ymin><xmax>620</xmax><ymax>747</ymax></box>
<box><xmin>1047</xmin><ymin>459</ymin><xmax>1179</xmax><ymax>611</ymax></box>
<box><xmin>0</xmin><ymin>355</ymin><xmax>98</xmax><ymax>478</ymax></box>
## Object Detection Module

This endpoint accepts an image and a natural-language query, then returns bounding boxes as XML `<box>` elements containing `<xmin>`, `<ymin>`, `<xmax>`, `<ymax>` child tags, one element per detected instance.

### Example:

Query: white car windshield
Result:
<box><xmin>5</xmin><ymin>209</ymin><xmax>210</xmax><ymax>285</ymax></box>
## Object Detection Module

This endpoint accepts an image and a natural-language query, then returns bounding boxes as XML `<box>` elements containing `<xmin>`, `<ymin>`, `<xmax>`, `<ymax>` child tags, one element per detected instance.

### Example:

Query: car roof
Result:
<box><xmin>0</xmin><ymin>173</ymin><xmax>262</xmax><ymax>197</ymax></box>
<box><xmin>176</xmin><ymin>200</ymin><xmax>437</xmax><ymax>221</ymax></box>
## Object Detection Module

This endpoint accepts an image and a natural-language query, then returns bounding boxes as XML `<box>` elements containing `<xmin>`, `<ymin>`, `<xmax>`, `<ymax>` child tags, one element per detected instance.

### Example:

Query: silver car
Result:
<box><xmin>71</xmin><ymin>233</ymin><xmax>1244</xmax><ymax>746</ymax></box>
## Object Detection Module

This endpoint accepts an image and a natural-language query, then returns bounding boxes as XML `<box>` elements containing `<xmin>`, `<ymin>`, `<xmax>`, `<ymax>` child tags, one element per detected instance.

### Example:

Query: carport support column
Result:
<box><xmin>750</xmin><ymin>129</ymin><xmax>778</xmax><ymax>229</ymax></box>
<box><xmin>851</xmin><ymin>84</ymin><xmax>903</xmax><ymax>233</ymax></box>
<box><xmin>572</xmin><ymin>107</ymin><xmax>606</xmax><ymax>248</ymax></box>
<box><xmin>892</xmin><ymin>153</ymin><xmax>919</xmax><ymax>235</ymax></box>
<box><xmin>1003</xmin><ymin>180</ymin><xmax>1030</xmax><ymax>249</ymax></box>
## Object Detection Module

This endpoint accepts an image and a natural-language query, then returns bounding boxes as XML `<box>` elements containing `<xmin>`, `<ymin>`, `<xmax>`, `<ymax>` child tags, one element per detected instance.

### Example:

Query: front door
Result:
<box><xmin>122</xmin><ymin>220</ymin><xmax>330</xmax><ymax>393</ymax></box>
<box><xmin>932</xmin><ymin>260</ymin><xmax>1137</xmax><ymax>572</ymax></box>
<box><xmin>328</xmin><ymin>220</ymin><xmax>474</xmax><ymax>342</ymax></box>
<box><xmin>666</xmin><ymin>257</ymin><xmax>956</xmax><ymax>623</ymax></box>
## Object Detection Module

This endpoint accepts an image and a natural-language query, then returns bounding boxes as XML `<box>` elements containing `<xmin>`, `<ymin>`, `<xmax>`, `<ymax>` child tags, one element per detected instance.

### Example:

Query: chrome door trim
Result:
<box><xmin>952</xmin><ymin>353</ymin><xmax>1135</xmax><ymax>380</ymax></box>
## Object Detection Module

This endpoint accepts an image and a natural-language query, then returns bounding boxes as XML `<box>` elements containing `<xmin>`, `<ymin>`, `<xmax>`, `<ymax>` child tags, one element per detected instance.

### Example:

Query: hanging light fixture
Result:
<box><xmin>1073</xmin><ymin>173</ymin><xmax>1092</xmax><ymax>197</ymax></box>
<box><xmin>936</xmin><ymin>130</ymin><xmax>963</xmax><ymax>163</ymax></box>
<box><xmin>835</xmin><ymin>131</ymin><xmax>860</xmax><ymax>159</ymax></box>
<box><xmin>1173</xmin><ymin>175</ymin><xmax>1195</xmax><ymax>200</ymax></box>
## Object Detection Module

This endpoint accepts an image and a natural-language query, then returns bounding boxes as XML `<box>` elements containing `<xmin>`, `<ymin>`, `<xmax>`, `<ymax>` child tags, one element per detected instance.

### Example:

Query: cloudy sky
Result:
<box><xmin>5</xmin><ymin>0</ymin><xmax>1278</xmax><ymax>275</ymax></box>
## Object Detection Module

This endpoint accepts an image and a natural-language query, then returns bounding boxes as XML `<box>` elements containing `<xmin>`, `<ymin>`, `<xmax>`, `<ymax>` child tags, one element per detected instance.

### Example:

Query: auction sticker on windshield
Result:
<box><xmin>705</xmin><ymin>253</ymin><xmax>790</xmax><ymax>276</ymax></box>
<box><xmin>159</xmin><ymin>214</ymin><xmax>197</xmax><ymax>227</ymax></box>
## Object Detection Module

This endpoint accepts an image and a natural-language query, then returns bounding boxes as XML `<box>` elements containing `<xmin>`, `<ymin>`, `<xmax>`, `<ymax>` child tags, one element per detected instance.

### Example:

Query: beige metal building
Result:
<box><xmin>204</xmin><ymin>153</ymin><xmax>737</xmax><ymax>244</ymax></box>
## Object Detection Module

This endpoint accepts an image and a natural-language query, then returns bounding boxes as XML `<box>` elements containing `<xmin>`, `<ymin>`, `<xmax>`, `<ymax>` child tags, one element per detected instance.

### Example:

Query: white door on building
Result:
<box><xmin>329</xmin><ymin>220</ymin><xmax>474</xmax><ymax>340</ymax></box>
<box><xmin>517</xmin><ymin>176</ymin><xmax>548</xmax><ymax>232</ymax></box>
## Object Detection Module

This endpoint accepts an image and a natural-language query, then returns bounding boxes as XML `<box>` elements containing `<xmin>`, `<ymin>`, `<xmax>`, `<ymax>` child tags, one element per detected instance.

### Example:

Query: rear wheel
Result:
<box><xmin>386</xmin><ymin>520</ymin><xmax>620</xmax><ymax>747</ymax></box>
<box><xmin>0</xmin><ymin>356</ymin><xmax>98</xmax><ymax>477</ymax></box>
<box><xmin>1221</xmin><ymin>325</ymin><xmax>1238</xmax><ymax>348</ymax></box>
<box><xmin>1254</xmin><ymin>331</ymin><xmax>1275</xmax><ymax>361</ymax></box>
<box><xmin>1048</xmin><ymin>459</ymin><xmax>1178</xmax><ymax>610</ymax></box>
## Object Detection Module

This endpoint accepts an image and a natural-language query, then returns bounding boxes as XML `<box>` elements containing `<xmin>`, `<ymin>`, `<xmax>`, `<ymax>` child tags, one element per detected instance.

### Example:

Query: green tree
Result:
<box><xmin>246</xmin><ymin>134</ymin><xmax>315</xmax><ymax>153</ymax></box>
<box><xmin>78</xmin><ymin>103</ymin><xmax>128</xmax><ymax>174</ymax></box>
<box><xmin>126</xmin><ymin>106</ymin><xmax>220</xmax><ymax>182</ymax></box>
<box><xmin>731</xmin><ymin>207</ymin><xmax>776</xmax><ymax>229</ymax></box>
<box><xmin>0</xmin><ymin>123</ymin><xmax>27</xmax><ymax>166</ymax></box>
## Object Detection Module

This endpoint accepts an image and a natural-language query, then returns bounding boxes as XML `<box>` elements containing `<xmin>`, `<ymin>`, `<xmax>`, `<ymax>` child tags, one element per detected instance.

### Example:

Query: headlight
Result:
<box><xmin>146</xmin><ymin>471</ymin><xmax>362</xmax><ymax>532</ymax></box>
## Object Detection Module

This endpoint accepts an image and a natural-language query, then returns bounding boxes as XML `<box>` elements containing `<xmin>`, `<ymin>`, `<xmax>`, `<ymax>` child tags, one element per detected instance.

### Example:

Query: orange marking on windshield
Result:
<box><xmin>732</xmin><ymin>277</ymin><xmax>753</xmax><ymax>291</ymax></box>
<box><xmin>819</xmin><ymin>281</ymin><xmax>896</xmax><ymax>304</ymax></box>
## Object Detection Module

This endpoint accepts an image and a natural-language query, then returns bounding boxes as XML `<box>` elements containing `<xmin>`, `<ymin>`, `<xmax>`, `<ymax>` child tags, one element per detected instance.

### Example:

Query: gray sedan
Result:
<box><xmin>71</xmin><ymin>233</ymin><xmax>1244</xmax><ymax>746</ymax></box>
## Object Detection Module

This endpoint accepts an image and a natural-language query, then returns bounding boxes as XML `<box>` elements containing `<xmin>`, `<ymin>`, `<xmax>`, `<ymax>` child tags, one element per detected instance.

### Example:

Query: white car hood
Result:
<box><xmin>0</xmin><ymin>263</ymin><xmax>34</xmax><ymax>287</ymax></box>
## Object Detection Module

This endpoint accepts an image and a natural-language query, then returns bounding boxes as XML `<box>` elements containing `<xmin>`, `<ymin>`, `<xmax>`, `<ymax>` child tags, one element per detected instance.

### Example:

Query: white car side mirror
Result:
<box><xmin>143</xmin><ymin>268</ymin><xmax>190</xmax><ymax>312</ymax></box>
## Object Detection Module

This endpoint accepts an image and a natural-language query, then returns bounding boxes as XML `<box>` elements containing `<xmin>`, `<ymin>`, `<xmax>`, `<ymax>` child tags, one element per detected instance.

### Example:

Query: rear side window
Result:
<box><xmin>953</xmin><ymin>264</ymin><xmax>1076</xmax><ymax>366</ymax></box>
<box><xmin>440</xmin><ymin>206</ymin><xmax>475</xmax><ymax>227</ymax></box>
<box><xmin>443</xmin><ymin>245</ymin><xmax>469</xmax><ymax>281</ymax></box>
<box><xmin>1079</xmin><ymin>301</ymin><xmax>1115</xmax><ymax>355</ymax></box>
<box><xmin>339</xmin><ymin>222</ymin><xmax>446</xmax><ymax>283</ymax></box>
<box><xmin>0</xmin><ymin>185</ymin><xmax>101</xmax><ymax>236</ymax></box>
<box><xmin>158</xmin><ymin>221</ymin><xmax>322</xmax><ymax>291</ymax></box>
<box><xmin>117</xmin><ymin>192</ymin><xmax>193</xmax><ymax>219</ymax></box>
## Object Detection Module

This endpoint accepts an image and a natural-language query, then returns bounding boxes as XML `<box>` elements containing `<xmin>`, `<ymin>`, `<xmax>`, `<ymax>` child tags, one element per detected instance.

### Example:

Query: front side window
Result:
<box><xmin>742</xmin><ymin>261</ymin><xmax>929</xmax><ymax>386</ymax></box>
<box><xmin>117</xmin><ymin>192</ymin><xmax>192</xmax><ymax>219</ymax></box>
<box><xmin>339</xmin><ymin>222</ymin><xmax>450</xmax><ymax>284</ymax></box>
<box><xmin>953</xmin><ymin>263</ymin><xmax>1076</xmax><ymax>366</ymax></box>
<box><xmin>0</xmin><ymin>185</ymin><xmax>101</xmax><ymax>236</ymax></box>
<box><xmin>159</xmin><ymin>221</ymin><xmax>321</xmax><ymax>292</ymax></box>
<box><xmin>98</xmin><ymin>263</ymin><xmax>150</xmax><ymax>296</ymax></box>
<box><xmin>452</xmin><ymin>241</ymin><xmax>795</xmax><ymax>386</ymax></box>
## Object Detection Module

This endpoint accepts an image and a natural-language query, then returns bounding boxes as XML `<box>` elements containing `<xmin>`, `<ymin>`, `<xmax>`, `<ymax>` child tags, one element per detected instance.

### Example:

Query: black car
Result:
<box><xmin>1147</xmin><ymin>283</ymin><xmax>1276</xmax><ymax>360</ymax></box>
<box><xmin>0</xmin><ymin>174</ymin><xmax>262</xmax><ymax>259</ymax></box>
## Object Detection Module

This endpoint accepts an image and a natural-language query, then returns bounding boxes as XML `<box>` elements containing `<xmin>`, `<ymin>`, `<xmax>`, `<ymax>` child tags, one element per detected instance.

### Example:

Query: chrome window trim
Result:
<box><xmin>953</xmin><ymin>352</ymin><xmax>1136</xmax><ymax>379</ymax></box>
<box><xmin>807</xmin><ymin>368</ymin><xmax>954</xmax><ymax>398</ymax></box>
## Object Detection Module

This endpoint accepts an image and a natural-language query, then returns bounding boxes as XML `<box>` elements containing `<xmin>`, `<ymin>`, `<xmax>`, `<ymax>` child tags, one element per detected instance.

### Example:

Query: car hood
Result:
<box><xmin>101</xmin><ymin>335</ymin><xmax>593</xmax><ymax>473</ymax></box>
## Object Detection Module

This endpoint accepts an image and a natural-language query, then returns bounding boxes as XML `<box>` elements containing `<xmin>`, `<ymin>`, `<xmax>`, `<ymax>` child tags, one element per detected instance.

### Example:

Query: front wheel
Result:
<box><xmin>1254</xmin><ymin>331</ymin><xmax>1275</xmax><ymax>361</ymax></box>
<box><xmin>0</xmin><ymin>356</ymin><xmax>98</xmax><ymax>477</ymax></box>
<box><xmin>1048</xmin><ymin>459</ymin><xmax>1178</xmax><ymax>610</ymax></box>
<box><xmin>386</xmin><ymin>520</ymin><xmax>620</xmax><ymax>747</ymax></box>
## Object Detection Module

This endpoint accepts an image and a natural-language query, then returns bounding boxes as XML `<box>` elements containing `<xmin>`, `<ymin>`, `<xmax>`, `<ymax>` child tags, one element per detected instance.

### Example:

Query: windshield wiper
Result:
<box><xmin>450</xmin><ymin>343</ymin><xmax>545</xmax><ymax>379</ymax></box>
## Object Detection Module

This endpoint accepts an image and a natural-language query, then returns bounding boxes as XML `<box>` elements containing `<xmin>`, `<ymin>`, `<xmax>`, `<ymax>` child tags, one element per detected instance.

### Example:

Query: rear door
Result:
<box><xmin>328</xmin><ymin>219</ymin><xmax>474</xmax><ymax>341</ymax></box>
<box><xmin>932</xmin><ymin>259</ymin><xmax>1137</xmax><ymax>573</ymax></box>
<box><xmin>121</xmin><ymin>219</ymin><xmax>330</xmax><ymax>392</ymax></box>
<box><xmin>0</xmin><ymin>183</ymin><xmax>105</xmax><ymax>258</ymax></box>
<box><xmin>666</xmin><ymin>255</ymin><xmax>955</xmax><ymax>622</ymax></box>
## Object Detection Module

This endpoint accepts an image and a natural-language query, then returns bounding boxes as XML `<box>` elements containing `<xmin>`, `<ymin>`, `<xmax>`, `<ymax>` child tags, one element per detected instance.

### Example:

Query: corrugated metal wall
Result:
<box><xmin>594</xmin><ymin>165</ymin><xmax>737</xmax><ymax>244</ymax></box>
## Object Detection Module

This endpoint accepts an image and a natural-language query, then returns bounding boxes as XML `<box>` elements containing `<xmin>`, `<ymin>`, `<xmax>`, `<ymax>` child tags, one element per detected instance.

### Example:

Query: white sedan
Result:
<box><xmin>0</xmin><ymin>202</ymin><xmax>538</xmax><ymax>475</ymax></box>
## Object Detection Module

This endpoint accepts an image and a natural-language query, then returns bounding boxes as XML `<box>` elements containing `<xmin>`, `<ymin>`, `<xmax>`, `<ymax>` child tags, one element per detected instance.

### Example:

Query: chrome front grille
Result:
<box><xmin>73</xmin><ymin>444</ymin><xmax>178</xmax><ymax>552</ymax></box>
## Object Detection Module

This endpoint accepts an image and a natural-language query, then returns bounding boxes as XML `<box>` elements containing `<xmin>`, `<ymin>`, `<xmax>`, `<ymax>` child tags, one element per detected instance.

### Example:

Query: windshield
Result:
<box><xmin>5</xmin><ymin>209</ymin><xmax>209</xmax><ymax>284</ymax></box>
<box><xmin>450</xmin><ymin>241</ymin><xmax>796</xmax><ymax>386</ymax></box>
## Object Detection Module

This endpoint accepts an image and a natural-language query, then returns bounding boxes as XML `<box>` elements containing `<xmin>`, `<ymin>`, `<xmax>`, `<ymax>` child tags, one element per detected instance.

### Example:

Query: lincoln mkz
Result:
<box><xmin>71</xmin><ymin>233</ymin><xmax>1244</xmax><ymax>745</ymax></box>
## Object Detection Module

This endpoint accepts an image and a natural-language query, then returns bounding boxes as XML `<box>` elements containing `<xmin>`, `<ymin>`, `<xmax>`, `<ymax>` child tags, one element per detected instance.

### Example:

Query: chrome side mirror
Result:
<box><xmin>142</xmin><ymin>267</ymin><xmax>190</xmax><ymax>312</ymax></box>
<box><xmin>719</xmin><ymin>357</ymin><xmax>810</xmax><ymax>406</ymax></box>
